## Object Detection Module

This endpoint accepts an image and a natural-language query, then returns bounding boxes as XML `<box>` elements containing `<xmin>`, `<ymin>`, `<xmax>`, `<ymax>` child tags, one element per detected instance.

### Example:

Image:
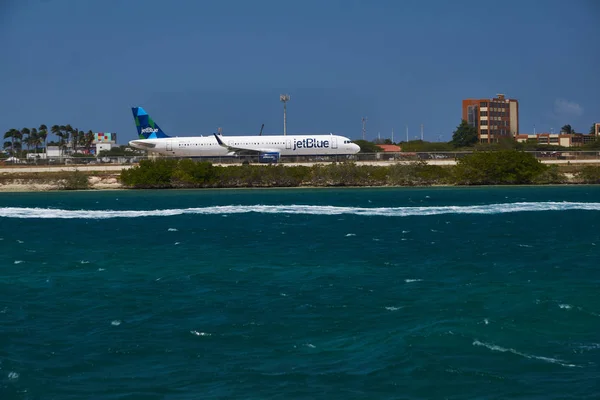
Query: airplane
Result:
<box><xmin>128</xmin><ymin>107</ymin><xmax>360</xmax><ymax>161</ymax></box>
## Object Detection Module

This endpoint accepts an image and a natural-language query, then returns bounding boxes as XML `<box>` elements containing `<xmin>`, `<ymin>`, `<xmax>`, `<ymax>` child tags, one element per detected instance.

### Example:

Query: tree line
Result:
<box><xmin>120</xmin><ymin>150</ymin><xmax>598</xmax><ymax>189</ymax></box>
<box><xmin>354</xmin><ymin>121</ymin><xmax>600</xmax><ymax>153</ymax></box>
<box><xmin>3</xmin><ymin>125</ymin><xmax>96</xmax><ymax>157</ymax></box>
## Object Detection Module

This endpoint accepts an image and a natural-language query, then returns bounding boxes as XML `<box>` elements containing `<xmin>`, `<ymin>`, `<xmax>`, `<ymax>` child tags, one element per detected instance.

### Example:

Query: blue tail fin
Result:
<box><xmin>132</xmin><ymin>107</ymin><xmax>170</xmax><ymax>139</ymax></box>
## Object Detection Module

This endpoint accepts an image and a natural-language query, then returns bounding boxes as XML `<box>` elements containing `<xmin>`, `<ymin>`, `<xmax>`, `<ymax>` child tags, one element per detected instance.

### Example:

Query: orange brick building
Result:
<box><xmin>462</xmin><ymin>94</ymin><xmax>519</xmax><ymax>143</ymax></box>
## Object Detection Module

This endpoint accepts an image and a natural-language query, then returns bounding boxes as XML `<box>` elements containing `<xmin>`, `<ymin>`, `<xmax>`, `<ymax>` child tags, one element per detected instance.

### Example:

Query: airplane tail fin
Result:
<box><xmin>132</xmin><ymin>107</ymin><xmax>171</xmax><ymax>139</ymax></box>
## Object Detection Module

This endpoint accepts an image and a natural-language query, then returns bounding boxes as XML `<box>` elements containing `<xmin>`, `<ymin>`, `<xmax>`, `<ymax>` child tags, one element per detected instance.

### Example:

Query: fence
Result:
<box><xmin>2</xmin><ymin>151</ymin><xmax>600</xmax><ymax>169</ymax></box>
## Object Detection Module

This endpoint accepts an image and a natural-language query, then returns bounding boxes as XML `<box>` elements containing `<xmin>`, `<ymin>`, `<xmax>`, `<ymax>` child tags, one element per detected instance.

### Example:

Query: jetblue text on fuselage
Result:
<box><xmin>293</xmin><ymin>138</ymin><xmax>329</xmax><ymax>151</ymax></box>
<box><xmin>141</xmin><ymin>127</ymin><xmax>159</xmax><ymax>134</ymax></box>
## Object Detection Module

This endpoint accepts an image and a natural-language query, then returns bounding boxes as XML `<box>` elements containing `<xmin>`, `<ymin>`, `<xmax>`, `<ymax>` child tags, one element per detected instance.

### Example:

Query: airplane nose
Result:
<box><xmin>353</xmin><ymin>144</ymin><xmax>361</xmax><ymax>153</ymax></box>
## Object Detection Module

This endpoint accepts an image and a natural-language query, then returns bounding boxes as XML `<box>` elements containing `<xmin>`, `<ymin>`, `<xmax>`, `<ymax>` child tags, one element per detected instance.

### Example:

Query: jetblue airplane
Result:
<box><xmin>128</xmin><ymin>107</ymin><xmax>360</xmax><ymax>160</ymax></box>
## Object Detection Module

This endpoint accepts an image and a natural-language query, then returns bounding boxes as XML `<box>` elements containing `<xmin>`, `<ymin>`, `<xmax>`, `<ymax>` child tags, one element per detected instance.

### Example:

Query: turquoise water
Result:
<box><xmin>1</xmin><ymin>186</ymin><xmax>599</xmax><ymax>399</ymax></box>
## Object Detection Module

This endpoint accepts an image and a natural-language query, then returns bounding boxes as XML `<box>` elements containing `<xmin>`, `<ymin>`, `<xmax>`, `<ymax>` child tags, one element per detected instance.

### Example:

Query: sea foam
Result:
<box><xmin>1</xmin><ymin>201</ymin><xmax>599</xmax><ymax>219</ymax></box>
<box><xmin>473</xmin><ymin>340</ymin><xmax>578</xmax><ymax>368</ymax></box>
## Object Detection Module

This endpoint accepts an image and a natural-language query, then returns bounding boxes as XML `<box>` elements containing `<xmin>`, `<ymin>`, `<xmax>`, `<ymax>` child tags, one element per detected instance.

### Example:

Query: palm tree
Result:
<box><xmin>13</xmin><ymin>129</ymin><xmax>23</xmax><ymax>157</ymax></box>
<box><xmin>84</xmin><ymin>130</ymin><xmax>95</xmax><ymax>153</ymax></box>
<box><xmin>51</xmin><ymin>125</ymin><xmax>61</xmax><ymax>147</ymax></box>
<box><xmin>4</xmin><ymin>129</ymin><xmax>23</xmax><ymax>157</ymax></box>
<box><xmin>561</xmin><ymin>124</ymin><xmax>574</xmax><ymax>134</ymax></box>
<box><xmin>38</xmin><ymin>124</ymin><xmax>48</xmax><ymax>153</ymax></box>
<box><xmin>64</xmin><ymin>124</ymin><xmax>73</xmax><ymax>153</ymax></box>
<box><xmin>21</xmin><ymin>128</ymin><xmax>31</xmax><ymax>153</ymax></box>
<box><xmin>77</xmin><ymin>130</ymin><xmax>87</xmax><ymax>150</ymax></box>
<box><xmin>27</xmin><ymin>128</ymin><xmax>39</xmax><ymax>153</ymax></box>
<box><xmin>3</xmin><ymin>129</ymin><xmax>17</xmax><ymax>155</ymax></box>
<box><xmin>71</xmin><ymin>128</ymin><xmax>81</xmax><ymax>152</ymax></box>
<box><xmin>59</xmin><ymin>125</ymin><xmax>68</xmax><ymax>153</ymax></box>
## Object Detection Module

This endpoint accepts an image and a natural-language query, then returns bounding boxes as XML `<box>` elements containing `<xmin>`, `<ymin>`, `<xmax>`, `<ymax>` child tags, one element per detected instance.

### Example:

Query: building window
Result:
<box><xmin>480</xmin><ymin>102</ymin><xmax>488</xmax><ymax>107</ymax></box>
<box><xmin>480</xmin><ymin>111</ymin><xmax>488</xmax><ymax>116</ymax></box>
<box><xmin>467</xmin><ymin>105</ymin><xmax>478</xmax><ymax>128</ymax></box>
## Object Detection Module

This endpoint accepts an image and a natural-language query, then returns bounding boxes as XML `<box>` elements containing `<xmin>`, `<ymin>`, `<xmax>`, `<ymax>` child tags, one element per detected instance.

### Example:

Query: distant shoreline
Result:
<box><xmin>0</xmin><ymin>172</ymin><xmax>121</xmax><ymax>192</ymax></box>
<box><xmin>0</xmin><ymin>157</ymin><xmax>598</xmax><ymax>192</ymax></box>
<box><xmin>0</xmin><ymin>176</ymin><xmax>594</xmax><ymax>193</ymax></box>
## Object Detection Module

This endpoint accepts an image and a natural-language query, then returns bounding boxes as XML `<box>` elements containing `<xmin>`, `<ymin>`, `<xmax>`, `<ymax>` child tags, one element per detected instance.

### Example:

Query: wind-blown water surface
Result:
<box><xmin>1</xmin><ymin>186</ymin><xmax>599</xmax><ymax>399</ymax></box>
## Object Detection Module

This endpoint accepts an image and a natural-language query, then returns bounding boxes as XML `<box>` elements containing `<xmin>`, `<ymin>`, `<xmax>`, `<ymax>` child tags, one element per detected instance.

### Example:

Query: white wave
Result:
<box><xmin>385</xmin><ymin>306</ymin><xmax>402</xmax><ymax>311</ymax></box>
<box><xmin>579</xmin><ymin>343</ymin><xmax>600</xmax><ymax>351</ymax></box>
<box><xmin>0</xmin><ymin>201</ymin><xmax>599</xmax><ymax>219</ymax></box>
<box><xmin>14</xmin><ymin>260</ymin><xmax>24</xmax><ymax>264</ymax></box>
<box><xmin>111</xmin><ymin>320</ymin><xmax>121</xmax><ymax>326</ymax></box>
<box><xmin>191</xmin><ymin>330</ymin><xmax>211</xmax><ymax>337</ymax></box>
<box><xmin>168</xmin><ymin>228</ymin><xmax>178</xmax><ymax>232</ymax></box>
<box><xmin>473</xmin><ymin>340</ymin><xmax>578</xmax><ymax>368</ymax></box>
<box><xmin>405</xmin><ymin>279</ymin><xmax>422</xmax><ymax>283</ymax></box>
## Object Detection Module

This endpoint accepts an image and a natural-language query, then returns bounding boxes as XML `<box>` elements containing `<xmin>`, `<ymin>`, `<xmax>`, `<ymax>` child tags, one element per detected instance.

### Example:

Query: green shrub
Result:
<box><xmin>388</xmin><ymin>161</ymin><xmax>452</xmax><ymax>186</ymax></box>
<box><xmin>575</xmin><ymin>166</ymin><xmax>600</xmax><ymax>183</ymax></box>
<box><xmin>58</xmin><ymin>170</ymin><xmax>90</xmax><ymax>190</ymax></box>
<box><xmin>453</xmin><ymin>150</ymin><xmax>548</xmax><ymax>185</ymax></box>
<box><xmin>171</xmin><ymin>160</ymin><xmax>216</xmax><ymax>187</ymax></box>
<box><xmin>118</xmin><ymin>154</ymin><xmax>579</xmax><ymax>189</ymax></box>
<box><xmin>532</xmin><ymin>164</ymin><xmax>568</xmax><ymax>184</ymax></box>
<box><xmin>121</xmin><ymin>159</ymin><xmax>179</xmax><ymax>188</ymax></box>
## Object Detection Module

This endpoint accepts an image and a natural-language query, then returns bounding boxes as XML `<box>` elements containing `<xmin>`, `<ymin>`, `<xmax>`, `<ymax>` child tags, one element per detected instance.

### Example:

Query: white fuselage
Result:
<box><xmin>129</xmin><ymin>134</ymin><xmax>360</xmax><ymax>157</ymax></box>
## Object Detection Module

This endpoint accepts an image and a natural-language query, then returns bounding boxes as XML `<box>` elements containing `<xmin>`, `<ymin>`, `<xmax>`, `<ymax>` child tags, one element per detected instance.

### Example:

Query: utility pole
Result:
<box><xmin>361</xmin><ymin>117</ymin><xmax>367</xmax><ymax>140</ymax></box>
<box><xmin>280</xmin><ymin>94</ymin><xmax>290</xmax><ymax>135</ymax></box>
<box><xmin>420</xmin><ymin>124</ymin><xmax>424</xmax><ymax>141</ymax></box>
<box><xmin>391</xmin><ymin>128</ymin><xmax>394</xmax><ymax>143</ymax></box>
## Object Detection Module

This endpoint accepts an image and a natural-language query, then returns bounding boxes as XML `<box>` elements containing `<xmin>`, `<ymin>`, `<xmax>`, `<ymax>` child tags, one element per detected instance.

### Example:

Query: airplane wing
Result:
<box><xmin>129</xmin><ymin>140</ymin><xmax>156</xmax><ymax>149</ymax></box>
<box><xmin>213</xmin><ymin>133</ymin><xmax>280</xmax><ymax>155</ymax></box>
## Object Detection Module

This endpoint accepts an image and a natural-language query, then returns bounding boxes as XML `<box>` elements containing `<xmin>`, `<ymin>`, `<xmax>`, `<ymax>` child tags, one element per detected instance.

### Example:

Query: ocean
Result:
<box><xmin>1</xmin><ymin>186</ymin><xmax>599</xmax><ymax>399</ymax></box>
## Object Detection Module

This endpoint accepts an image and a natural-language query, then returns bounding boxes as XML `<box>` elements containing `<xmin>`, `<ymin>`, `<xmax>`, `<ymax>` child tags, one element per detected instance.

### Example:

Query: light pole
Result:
<box><xmin>280</xmin><ymin>94</ymin><xmax>290</xmax><ymax>135</ymax></box>
<box><xmin>361</xmin><ymin>117</ymin><xmax>367</xmax><ymax>140</ymax></box>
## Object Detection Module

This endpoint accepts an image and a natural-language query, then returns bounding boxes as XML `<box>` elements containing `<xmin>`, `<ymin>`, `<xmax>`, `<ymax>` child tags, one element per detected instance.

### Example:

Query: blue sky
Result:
<box><xmin>1</xmin><ymin>0</ymin><xmax>599</xmax><ymax>143</ymax></box>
